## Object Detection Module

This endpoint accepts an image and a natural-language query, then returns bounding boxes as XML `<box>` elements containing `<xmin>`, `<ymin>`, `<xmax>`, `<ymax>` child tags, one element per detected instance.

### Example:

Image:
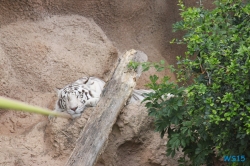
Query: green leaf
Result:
<box><xmin>160</xmin><ymin>60</ymin><xmax>165</xmax><ymax>65</ymax></box>
<box><xmin>149</xmin><ymin>75</ymin><xmax>159</xmax><ymax>83</ymax></box>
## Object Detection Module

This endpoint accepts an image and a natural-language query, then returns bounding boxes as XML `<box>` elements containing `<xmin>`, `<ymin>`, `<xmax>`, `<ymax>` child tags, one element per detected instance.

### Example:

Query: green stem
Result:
<box><xmin>0</xmin><ymin>96</ymin><xmax>70</xmax><ymax>118</ymax></box>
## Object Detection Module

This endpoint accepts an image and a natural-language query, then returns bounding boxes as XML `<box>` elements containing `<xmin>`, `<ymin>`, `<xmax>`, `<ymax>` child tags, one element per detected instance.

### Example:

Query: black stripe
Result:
<box><xmin>85</xmin><ymin>92</ymin><xmax>89</xmax><ymax>100</ymax></box>
<box><xmin>83</xmin><ymin>77</ymin><xmax>90</xmax><ymax>84</ymax></box>
<box><xmin>89</xmin><ymin>90</ymin><xmax>94</xmax><ymax>97</ymax></box>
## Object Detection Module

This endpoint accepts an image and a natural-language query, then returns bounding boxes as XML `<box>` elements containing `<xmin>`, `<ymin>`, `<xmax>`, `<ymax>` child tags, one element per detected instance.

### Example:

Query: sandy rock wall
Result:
<box><xmin>0</xmin><ymin>0</ymin><xmax>213</xmax><ymax>64</ymax></box>
<box><xmin>0</xmin><ymin>15</ymin><xmax>117</xmax><ymax>96</ymax></box>
<box><xmin>0</xmin><ymin>14</ymin><xmax>118</xmax><ymax>135</ymax></box>
<box><xmin>0</xmin><ymin>0</ymin><xmax>186</xmax><ymax>87</ymax></box>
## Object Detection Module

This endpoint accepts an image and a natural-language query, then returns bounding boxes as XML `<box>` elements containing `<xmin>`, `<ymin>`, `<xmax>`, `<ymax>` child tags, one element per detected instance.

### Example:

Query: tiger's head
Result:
<box><xmin>56</xmin><ymin>88</ymin><xmax>87</xmax><ymax>118</ymax></box>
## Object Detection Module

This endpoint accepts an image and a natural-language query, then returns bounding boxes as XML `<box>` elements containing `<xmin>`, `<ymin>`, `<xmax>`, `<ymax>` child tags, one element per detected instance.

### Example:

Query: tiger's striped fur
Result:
<box><xmin>52</xmin><ymin>77</ymin><xmax>154</xmax><ymax>118</ymax></box>
<box><xmin>54</xmin><ymin>77</ymin><xmax>105</xmax><ymax>118</ymax></box>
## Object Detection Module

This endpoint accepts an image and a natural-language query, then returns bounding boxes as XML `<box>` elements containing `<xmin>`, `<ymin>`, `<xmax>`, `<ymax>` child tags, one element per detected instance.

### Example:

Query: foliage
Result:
<box><xmin>142</xmin><ymin>0</ymin><xmax>250</xmax><ymax>165</ymax></box>
<box><xmin>128</xmin><ymin>60</ymin><xmax>175</xmax><ymax>72</ymax></box>
<box><xmin>0</xmin><ymin>96</ymin><xmax>68</xmax><ymax>118</ymax></box>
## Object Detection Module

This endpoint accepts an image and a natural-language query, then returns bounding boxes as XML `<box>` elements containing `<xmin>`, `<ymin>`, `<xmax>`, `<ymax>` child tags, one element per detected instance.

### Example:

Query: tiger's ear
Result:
<box><xmin>55</xmin><ymin>87</ymin><xmax>62</xmax><ymax>96</ymax></box>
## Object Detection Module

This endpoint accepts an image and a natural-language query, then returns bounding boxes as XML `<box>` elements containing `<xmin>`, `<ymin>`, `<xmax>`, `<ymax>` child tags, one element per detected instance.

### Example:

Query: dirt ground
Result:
<box><xmin>0</xmin><ymin>0</ymin><xmax>213</xmax><ymax>166</ymax></box>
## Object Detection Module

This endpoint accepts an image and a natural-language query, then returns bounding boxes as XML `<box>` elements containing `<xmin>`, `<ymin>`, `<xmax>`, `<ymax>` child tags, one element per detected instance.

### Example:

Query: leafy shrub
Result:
<box><xmin>142</xmin><ymin>0</ymin><xmax>250</xmax><ymax>165</ymax></box>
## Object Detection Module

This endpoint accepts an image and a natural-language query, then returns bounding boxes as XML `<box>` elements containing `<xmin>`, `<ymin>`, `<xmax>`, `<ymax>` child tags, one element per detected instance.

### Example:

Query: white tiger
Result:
<box><xmin>52</xmin><ymin>77</ymin><xmax>154</xmax><ymax>118</ymax></box>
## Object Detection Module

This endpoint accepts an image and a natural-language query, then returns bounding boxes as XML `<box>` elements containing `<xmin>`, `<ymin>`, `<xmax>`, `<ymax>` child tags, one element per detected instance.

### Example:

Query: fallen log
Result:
<box><xmin>65</xmin><ymin>49</ymin><xmax>147</xmax><ymax>166</ymax></box>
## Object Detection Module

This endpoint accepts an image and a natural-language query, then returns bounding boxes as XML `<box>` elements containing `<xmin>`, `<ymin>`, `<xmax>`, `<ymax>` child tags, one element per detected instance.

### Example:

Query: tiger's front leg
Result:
<box><xmin>48</xmin><ymin>101</ymin><xmax>66</xmax><ymax>121</ymax></box>
<box><xmin>84</xmin><ymin>97</ymin><xmax>100</xmax><ymax>107</ymax></box>
<box><xmin>48</xmin><ymin>110</ymin><xmax>57</xmax><ymax>122</ymax></box>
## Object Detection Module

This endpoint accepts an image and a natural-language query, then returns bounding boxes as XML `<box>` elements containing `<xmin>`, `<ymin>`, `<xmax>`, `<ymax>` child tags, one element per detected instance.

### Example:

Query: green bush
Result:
<box><xmin>143</xmin><ymin>0</ymin><xmax>250</xmax><ymax>165</ymax></box>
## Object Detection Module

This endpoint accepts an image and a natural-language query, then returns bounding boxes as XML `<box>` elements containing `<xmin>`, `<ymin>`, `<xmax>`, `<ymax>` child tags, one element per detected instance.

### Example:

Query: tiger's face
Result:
<box><xmin>65</xmin><ymin>92</ymin><xmax>86</xmax><ymax>117</ymax></box>
<box><xmin>57</xmin><ymin>86</ymin><xmax>88</xmax><ymax>118</ymax></box>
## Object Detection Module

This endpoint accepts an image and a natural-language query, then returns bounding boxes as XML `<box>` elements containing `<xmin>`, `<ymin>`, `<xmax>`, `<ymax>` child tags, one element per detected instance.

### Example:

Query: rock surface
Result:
<box><xmin>0</xmin><ymin>15</ymin><xmax>119</xmax><ymax>165</ymax></box>
<box><xmin>46</xmin><ymin>103</ymin><xmax>182</xmax><ymax>166</ymax></box>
